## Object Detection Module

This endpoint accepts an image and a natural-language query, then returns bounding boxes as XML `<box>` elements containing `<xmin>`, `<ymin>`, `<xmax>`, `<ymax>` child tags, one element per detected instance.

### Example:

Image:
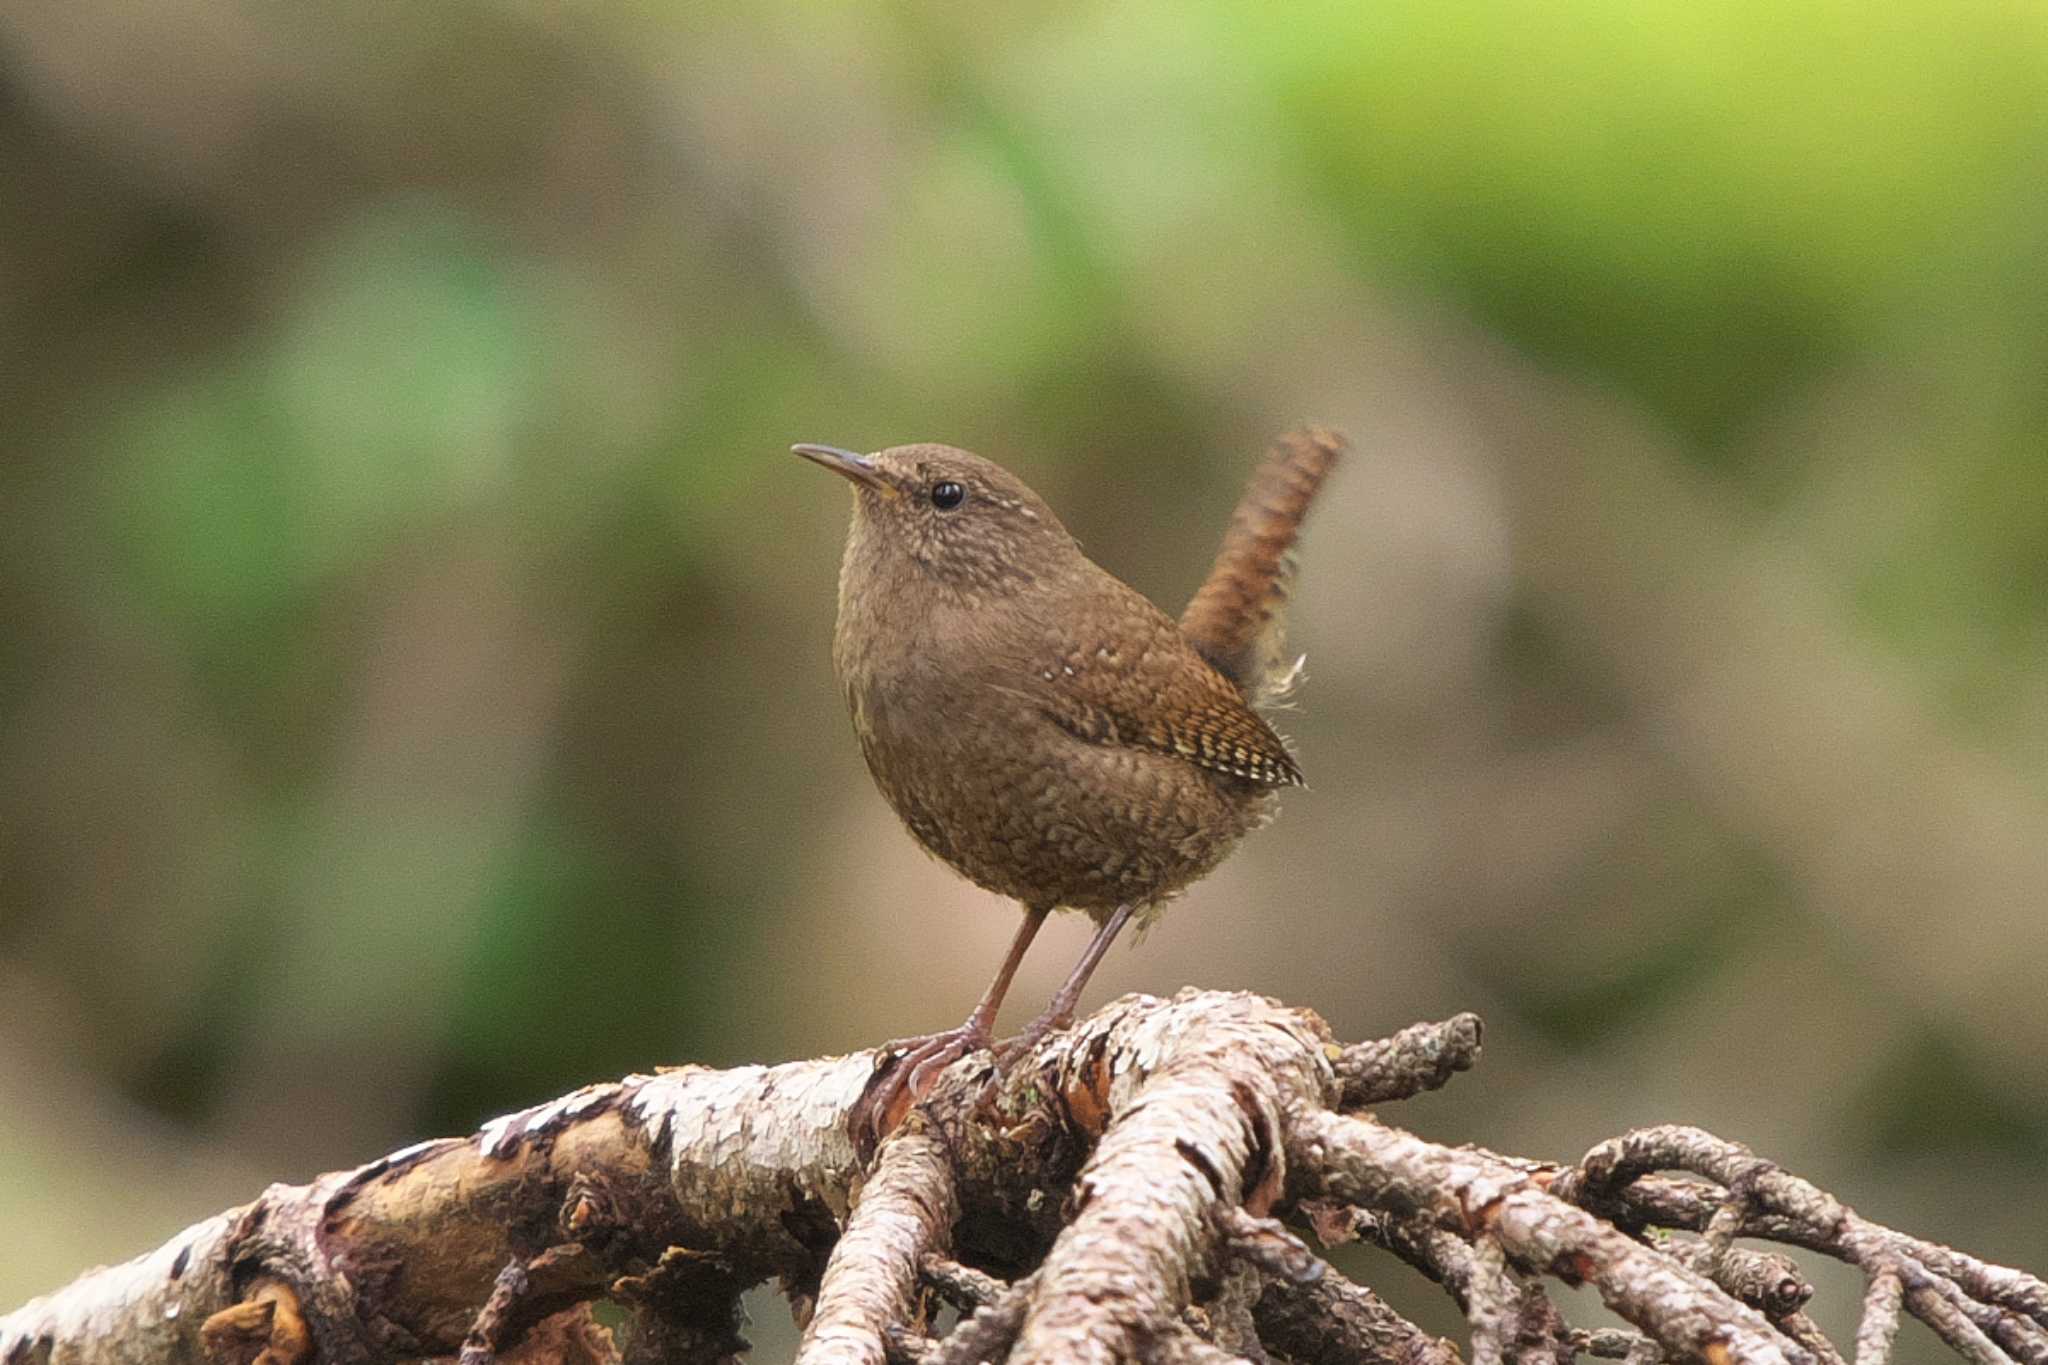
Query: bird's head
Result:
<box><xmin>794</xmin><ymin>441</ymin><xmax>1081</xmax><ymax>598</ymax></box>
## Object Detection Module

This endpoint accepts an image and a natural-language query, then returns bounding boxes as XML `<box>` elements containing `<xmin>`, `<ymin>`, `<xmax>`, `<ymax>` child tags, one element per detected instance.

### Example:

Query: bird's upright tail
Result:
<box><xmin>1178</xmin><ymin>426</ymin><xmax>1345</xmax><ymax>705</ymax></box>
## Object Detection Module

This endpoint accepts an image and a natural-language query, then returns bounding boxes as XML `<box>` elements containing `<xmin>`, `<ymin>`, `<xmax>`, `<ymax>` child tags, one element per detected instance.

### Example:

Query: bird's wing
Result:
<box><xmin>1003</xmin><ymin>591</ymin><xmax>1304</xmax><ymax>787</ymax></box>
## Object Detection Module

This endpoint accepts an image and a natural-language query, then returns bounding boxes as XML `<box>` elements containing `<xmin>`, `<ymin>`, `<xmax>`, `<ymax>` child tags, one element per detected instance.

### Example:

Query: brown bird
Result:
<box><xmin>795</xmin><ymin>428</ymin><xmax>1342</xmax><ymax>1135</ymax></box>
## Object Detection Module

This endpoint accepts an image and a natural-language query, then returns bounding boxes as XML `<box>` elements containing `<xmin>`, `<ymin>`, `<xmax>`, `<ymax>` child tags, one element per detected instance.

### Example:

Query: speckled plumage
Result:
<box><xmin>815</xmin><ymin>436</ymin><xmax>1335</xmax><ymax>923</ymax></box>
<box><xmin>799</xmin><ymin>432</ymin><xmax>1341</xmax><ymax>1134</ymax></box>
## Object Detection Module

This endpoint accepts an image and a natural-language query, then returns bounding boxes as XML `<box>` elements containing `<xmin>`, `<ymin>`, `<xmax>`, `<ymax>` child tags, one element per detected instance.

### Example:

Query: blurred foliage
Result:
<box><xmin>3</xmin><ymin>0</ymin><xmax>2046</xmax><ymax>1339</ymax></box>
<box><xmin>1265</xmin><ymin>0</ymin><xmax>2047</xmax><ymax>440</ymax></box>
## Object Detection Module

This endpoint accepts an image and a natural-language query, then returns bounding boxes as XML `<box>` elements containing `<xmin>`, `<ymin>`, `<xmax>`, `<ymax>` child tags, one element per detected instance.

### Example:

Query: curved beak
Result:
<box><xmin>792</xmin><ymin>443</ymin><xmax>897</xmax><ymax>498</ymax></box>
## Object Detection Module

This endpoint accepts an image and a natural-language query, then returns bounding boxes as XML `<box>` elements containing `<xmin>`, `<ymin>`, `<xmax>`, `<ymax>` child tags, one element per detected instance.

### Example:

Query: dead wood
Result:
<box><xmin>4</xmin><ymin>990</ymin><xmax>2039</xmax><ymax>1365</ymax></box>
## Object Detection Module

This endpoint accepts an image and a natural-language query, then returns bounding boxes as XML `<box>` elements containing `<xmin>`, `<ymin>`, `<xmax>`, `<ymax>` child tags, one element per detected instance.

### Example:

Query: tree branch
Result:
<box><xmin>3</xmin><ymin>992</ymin><xmax>2037</xmax><ymax>1365</ymax></box>
<box><xmin>799</xmin><ymin>1128</ymin><xmax>956</xmax><ymax>1363</ymax></box>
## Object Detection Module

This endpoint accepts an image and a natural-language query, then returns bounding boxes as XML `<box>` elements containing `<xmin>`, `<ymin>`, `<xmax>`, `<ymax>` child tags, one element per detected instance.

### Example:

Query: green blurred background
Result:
<box><xmin>4</xmin><ymin>0</ymin><xmax>2046</xmax><ymax>1352</ymax></box>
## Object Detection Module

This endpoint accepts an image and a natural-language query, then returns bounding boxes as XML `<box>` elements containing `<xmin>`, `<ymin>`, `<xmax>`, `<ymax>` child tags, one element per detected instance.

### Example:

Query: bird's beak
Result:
<box><xmin>792</xmin><ymin>444</ymin><xmax>898</xmax><ymax>498</ymax></box>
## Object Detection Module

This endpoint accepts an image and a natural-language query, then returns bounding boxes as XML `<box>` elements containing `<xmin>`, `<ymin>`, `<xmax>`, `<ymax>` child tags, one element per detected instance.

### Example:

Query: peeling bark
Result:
<box><xmin>4</xmin><ymin>993</ymin><xmax>2040</xmax><ymax>1365</ymax></box>
<box><xmin>799</xmin><ymin>1127</ymin><xmax>957</xmax><ymax>1364</ymax></box>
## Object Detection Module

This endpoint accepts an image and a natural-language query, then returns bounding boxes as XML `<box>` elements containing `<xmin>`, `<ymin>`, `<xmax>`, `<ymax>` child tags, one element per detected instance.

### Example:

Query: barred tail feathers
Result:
<box><xmin>1178</xmin><ymin>426</ymin><xmax>1344</xmax><ymax>704</ymax></box>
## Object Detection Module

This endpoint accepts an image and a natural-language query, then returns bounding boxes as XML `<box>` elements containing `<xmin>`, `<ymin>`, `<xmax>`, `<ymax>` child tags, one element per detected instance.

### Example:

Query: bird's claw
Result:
<box><xmin>965</xmin><ymin>1011</ymin><xmax>1078</xmax><ymax>1117</ymax></box>
<box><xmin>850</xmin><ymin>1023</ymin><xmax>992</xmax><ymax>1151</ymax></box>
<box><xmin>994</xmin><ymin>1006</ymin><xmax>1072</xmax><ymax>1069</ymax></box>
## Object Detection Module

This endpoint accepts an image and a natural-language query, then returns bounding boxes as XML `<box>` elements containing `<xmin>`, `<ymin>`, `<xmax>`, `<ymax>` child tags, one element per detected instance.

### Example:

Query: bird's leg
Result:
<box><xmin>997</xmin><ymin>901</ymin><xmax>1137</xmax><ymax>1063</ymax></box>
<box><xmin>852</xmin><ymin>903</ymin><xmax>1050</xmax><ymax>1146</ymax></box>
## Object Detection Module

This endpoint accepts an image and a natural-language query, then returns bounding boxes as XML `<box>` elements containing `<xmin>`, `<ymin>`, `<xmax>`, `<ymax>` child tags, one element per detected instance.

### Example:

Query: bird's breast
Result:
<box><xmin>832</xmin><ymin>630</ymin><xmax>1270</xmax><ymax>914</ymax></box>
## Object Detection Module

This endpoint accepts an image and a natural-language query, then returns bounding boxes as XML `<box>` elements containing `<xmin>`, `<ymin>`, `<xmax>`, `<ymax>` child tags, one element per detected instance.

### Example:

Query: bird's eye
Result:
<box><xmin>930</xmin><ymin>481</ymin><xmax>965</xmax><ymax>510</ymax></box>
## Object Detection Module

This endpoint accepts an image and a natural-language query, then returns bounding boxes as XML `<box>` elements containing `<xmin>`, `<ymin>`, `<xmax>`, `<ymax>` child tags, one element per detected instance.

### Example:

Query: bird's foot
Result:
<box><xmin>992</xmin><ymin>1005</ymin><xmax>1074</xmax><ymax>1069</ymax></box>
<box><xmin>851</xmin><ymin>1022</ymin><xmax>993</xmax><ymax>1151</ymax></box>
<box><xmin>969</xmin><ymin>1007</ymin><xmax>1081</xmax><ymax>1115</ymax></box>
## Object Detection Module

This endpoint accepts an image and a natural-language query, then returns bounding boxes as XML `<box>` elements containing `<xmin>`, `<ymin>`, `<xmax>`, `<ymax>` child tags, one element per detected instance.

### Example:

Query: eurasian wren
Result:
<box><xmin>795</xmin><ymin>428</ymin><xmax>1342</xmax><ymax>1134</ymax></box>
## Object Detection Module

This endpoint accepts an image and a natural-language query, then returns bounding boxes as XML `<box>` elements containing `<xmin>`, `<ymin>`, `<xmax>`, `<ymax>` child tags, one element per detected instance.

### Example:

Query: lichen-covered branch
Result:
<box><xmin>3</xmin><ymin>992</ymin><xmax>2038</xmax><ymax>1365</ymax></box>
<box><xmin>1558</xmin><ymin>1125</ymin><xmax>2048</xmax><ymax>1363</ymax></box>
<box><xmin>1002</xmin><ymin>993</ymin><xmax>1331</xmax><ymax>1364</ymax></box>
<box><xmin>798</xmin><ymin>1128</ymin><xmax>957</xmax><ymax>1364</ymax></box>
<box><xmin>1333</xmin><ymin>1011</ymin><xmax>1483</xmax><ymax>1108</ymax></box>
<box><xmin>1292</xmin><ymin>1109</ymin><xmax>1806</xmax><ymax>1364</ymax></box>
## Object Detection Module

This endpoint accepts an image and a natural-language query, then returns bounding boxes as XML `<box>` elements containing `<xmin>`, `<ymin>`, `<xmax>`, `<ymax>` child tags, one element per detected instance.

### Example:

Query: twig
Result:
<box><xmin>1668</xmin><ymin>1239</ymin><xmax>1812</xmax><ymax>1318</ymax></box>
<box><xmin>1349</xmin><ymin>1201</ymin><xmax>1575</xmax><ymax>1363</ymax></box>
<box><xmin>1251</xmin><ymin>1262</ymin><xmax>1460</xmax><ymax>1365</ymax></box>
<box><xmin>926</xmin><ymin>1281</ymin><xmax>1032</xmax><ymax>1365</ymax></box>
<box><xmin>1774</xmin><ymin>1313</ymin><xmax>1847</xmax><ymax>1365</ymax></box>
<box><xmin>1000</xmin><ymin>993</ymin><xmax>1334</xmax><ymax>1364</ymax></box>
<box><xmin>1570</xmin><ymin>1327</ymin><xmax>1655</xmax><ymax>1360</ymax></box>
<box><xmin>1564</xmin><ymin>1126</ymin><xmax>2048</xmax><ymax>1364</ymax></box>
<box><xmin>798</xmin><ymin>1127</ymin><xmax>959</xmax><ymax>1365</ymax></box>
<box><xmin>917</xmin><ymin>1256</ymin><xmax>1006</xmax><ymax>1313</ymax></box>
<box><xmin>1854</xmin><ymin>1271</ymin><xmax>1904</xmax><ymax>1365</ymax></box>
<box><xmin>1295</xmin><ymin>1111</ymin><xmax>1806</xmax><ymax>1365</ymax></box>
<box><xmin>1466</xmin><ymin>1238</ymin><xmax>1513</xmax><ymax>1365</ymax></box>
<box><xmin>1566</xmin><ymin>1126</ymin><xmax>2048</xmax><ymax>1332</ymax></box>
<box><xmin>1897</xmin><ymin>1256</ymin><xmax>2012</xmax><ymax>1365</ymax></box>
<box><xmin>1901</xmin><ymin>1254</ymin><xmax>2048</xmax><ymax>1365</ymax></box>
<box><xmin>1335</xmin><ymin>1013</ymin><xmax>1484</xmax><ymax>1108</ymax></box>
<box><xmin>460</xmin><ymin>1261</ymin><xmax>531</xmax><ymax>1365</ymax></box>
<box><xmin>1216</xmin><ymin>1208</ymin><xmax>1322</xmax><ymax>1286</ymax></box>
<box><xmin>1366</xmin><ymin>1212</ymin><xmax>1484</xmax><ymax>1310</ymax></box>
